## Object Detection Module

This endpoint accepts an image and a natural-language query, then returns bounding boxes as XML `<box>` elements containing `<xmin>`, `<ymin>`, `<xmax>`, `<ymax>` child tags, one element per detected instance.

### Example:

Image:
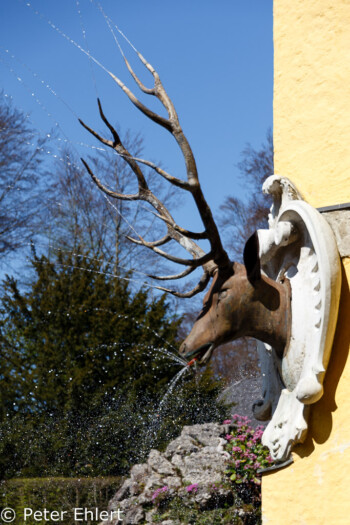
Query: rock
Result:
<box><xmin>164</xmin><ymin>435</ymin><xmax>199</xmax><ymax>458</ymax></box>
<box><xmin>144</xmin><ymin>510</ymin><xmax>157</xmax><ymax>523</ymax></box>
<box><xmin>124</xmin><ymin>506</ymin><xmax>145</xmax><ymax>524</ymax></box>
<box><xmin>130</xmin><ymin>463</ymin><xmax>152</xmax><ymax>481</ymax></box>
<box><xmin>161</xmin><ymin>476</ymin><xmax>182</xmax><ymax>489</ymax></box>
<box><xmin>182</xmin><ymin>423</ymin><xmax>224</xmax><ymax>446</ymax></box>
<box><xmin>147</xmin><ymin>449</ymin><xmax>176</xmax><ymax>476</ymax></box>
<box><xmin>106</xmin><ymin>422</ymin><xmax>253</xmax><ymax>524</ymax></box>
<box><xmin>219</xmin><ymin>376</ymin><xmax>265</xmax><ymax>425</ymax></box>
<box><xmin>176</xmin><ymin>448</ymin><xmax>228</xmax><ymax>485</ymax></box>
<box><xmin>111</xmin><ymin>479</ymin><xmax>133</xmax><ymax>502</ymax></box>
<box><xmin>143</xmin><ymin>473</ymin><xmax>163</xmax><ymax>496</ymax></box>
<box><xmin>191</xmin><ymin>485</ymin><xmax>234</xmax><ymax>511</ymax></box>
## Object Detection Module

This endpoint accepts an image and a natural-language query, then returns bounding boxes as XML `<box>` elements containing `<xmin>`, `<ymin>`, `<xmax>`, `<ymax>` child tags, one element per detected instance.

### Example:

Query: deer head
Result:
<box><xmin>179</xmin><ymin>255</ymin><xmax>291</xmax><ymax>365</ymax></box>
<box><xmin>79</xmin><ymin>36</ymin><xmax>291</xmax><ymax>365</ymax></box>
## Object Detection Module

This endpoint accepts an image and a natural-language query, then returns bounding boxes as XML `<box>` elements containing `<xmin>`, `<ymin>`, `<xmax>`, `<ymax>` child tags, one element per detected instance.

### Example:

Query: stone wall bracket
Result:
<box><xmin>254</xmin><ymin>175</ymin><xmax>342</xmax><ymax>463</ymax></box>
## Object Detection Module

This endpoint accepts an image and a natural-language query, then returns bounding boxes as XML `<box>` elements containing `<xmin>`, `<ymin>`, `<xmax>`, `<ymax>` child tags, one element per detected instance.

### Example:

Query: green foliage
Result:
<box><xmin>150</xmin><ymin>486</ymin><xmax>260</xmax><ymax>524</ymax></box>
<box><xmin>0</xmin><ymin>250</ymin><xmax>228</xmax><ymax>479</ymax></box>
<box><xmin>152</xmin><ymin>497</ymin><xmax>258</xmax><ymax>525</ymax></box>
<box><xmin>223</xmin><ymin>414</ymin><xmax>273</xmax><ymax>488</ymax></box>
<box><xmin>0</xmin><ymin>477</ymin><xmax>122</xmax><ymax>525</ymax></box>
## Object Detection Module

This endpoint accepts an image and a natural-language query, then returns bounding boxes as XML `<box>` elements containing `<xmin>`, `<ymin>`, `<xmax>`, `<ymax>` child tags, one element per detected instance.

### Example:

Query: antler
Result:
<box><xmin>79</xmin><ymin>45</ymin><xmax>231</xmax><ymax>297</ymax></box>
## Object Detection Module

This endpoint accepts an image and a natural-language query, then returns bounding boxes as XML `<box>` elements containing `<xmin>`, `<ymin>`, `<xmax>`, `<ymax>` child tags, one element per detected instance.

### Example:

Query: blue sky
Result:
<box><xmin>0</xmin><ymin>0</ymin><xmax>273</xmax><ymax>260</ymax></box>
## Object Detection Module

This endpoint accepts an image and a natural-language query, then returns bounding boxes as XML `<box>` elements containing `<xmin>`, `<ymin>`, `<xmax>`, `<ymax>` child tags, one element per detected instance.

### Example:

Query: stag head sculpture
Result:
<box><xmin>79</xmin><ymin>38</ymin><xmax>341</xmax><ymax>464</ymax></box>
<box><xmin>79</xmin><ymin>46</ymin><xmax>291</xmax><ymax>367</ymax></box>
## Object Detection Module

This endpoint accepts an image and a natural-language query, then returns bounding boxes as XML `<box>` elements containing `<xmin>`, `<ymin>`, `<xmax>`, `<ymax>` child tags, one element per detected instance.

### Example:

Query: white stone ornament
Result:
<box><xmin>254</xmin><ymin>175</ymin><xmax>342</xmax><ymax>463</ymax></box>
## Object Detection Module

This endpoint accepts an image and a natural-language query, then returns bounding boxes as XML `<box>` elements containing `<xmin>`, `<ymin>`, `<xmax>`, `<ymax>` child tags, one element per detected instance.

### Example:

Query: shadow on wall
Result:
<box><xmin>295</xmin><ymin>261</ymin><xmax>350</xmax><ymax>458</ymax></box>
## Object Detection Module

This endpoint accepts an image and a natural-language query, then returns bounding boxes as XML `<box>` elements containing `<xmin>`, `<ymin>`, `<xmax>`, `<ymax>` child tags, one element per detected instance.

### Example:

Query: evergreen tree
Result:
<box><xmin>0</xmin><ymin>251</ymin><xmax>227</xmax><ymax>478</ymax></box>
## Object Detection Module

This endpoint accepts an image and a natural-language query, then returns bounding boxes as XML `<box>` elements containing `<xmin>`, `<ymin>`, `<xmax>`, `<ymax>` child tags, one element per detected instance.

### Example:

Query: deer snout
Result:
<box><xmin>179</xmin><ymin>341</ymin><xmax>187</xmax><ymax>357</ymax></box>
<box><xmin>179</xmin><ymin>336</ymin><xmax>215</xmax><ymax>363</ymax></box>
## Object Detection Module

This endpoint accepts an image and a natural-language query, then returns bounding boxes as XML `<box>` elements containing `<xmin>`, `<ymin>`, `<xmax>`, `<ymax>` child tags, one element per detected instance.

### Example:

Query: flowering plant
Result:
<box><xmin>224</xmin><ymin>414</ymin><xmax>273</xmax><ymax>486</ymax></box>
<box><xmin>151</xmin><ymin>485</ymin><xmax>169</xmax><ymax>503</ymax></box>
<box><xmin>185</xmin><ymin>483</ymin><xmax>198</xmax><ymax>493</ymax></box>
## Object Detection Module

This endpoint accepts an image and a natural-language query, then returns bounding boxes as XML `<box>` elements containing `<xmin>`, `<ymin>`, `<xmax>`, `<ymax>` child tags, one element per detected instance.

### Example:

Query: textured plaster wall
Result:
<box><xmin>262</xmin><ymin>259</ymin><xmax>350</xmax><ymax>523</ymax></box>
<box><xmin>274</xmin><ymin>0</ymin><xmax>350</xmax><ymax>207</ymax></box>
<box><xmin>263</xmin><ymin>1</ymin><xmax>350</xmax><ymax>523</ymax></box>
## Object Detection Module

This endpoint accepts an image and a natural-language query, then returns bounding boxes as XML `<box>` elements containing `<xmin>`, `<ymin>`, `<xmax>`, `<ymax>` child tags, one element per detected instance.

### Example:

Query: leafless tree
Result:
<box><xmin>45</xmin><ymin>131</ymin><xmax>178</xmax><ymax>279</ymax></box>
<box><xmin>0</xmin><ymin>92</ymin><xmax>47</xmax><ymax>259</ymax></box>
<box><xmin>219</xmin><ymin>130</ymin><xmax>273</xmax><ymax>262</ymax></box>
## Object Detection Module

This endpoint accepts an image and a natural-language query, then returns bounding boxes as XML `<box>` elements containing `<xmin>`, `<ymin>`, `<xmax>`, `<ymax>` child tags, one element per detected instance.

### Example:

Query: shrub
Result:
<box><xmin>224</xmin><ymin>414</ymin><xmax>273</xmax><ymax>499</ymax></box>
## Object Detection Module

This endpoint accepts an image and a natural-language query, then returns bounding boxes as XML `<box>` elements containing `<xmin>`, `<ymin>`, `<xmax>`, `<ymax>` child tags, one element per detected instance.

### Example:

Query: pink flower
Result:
<box><xmin>151</xmin><ymin>486</ymin><xmax>169</xmax><ymax>501</ymax></box>
<box><xmin>225</xmin><ymin>434</ymin><xmax>233</xmax><ymax>441</ymax></box>
<box><xmin>223</xmin><ymin>419</ymin><xmax>232</xmax><ymax>424</ymax></box>
<box><xmin>186</xmin><ymin>483</ymin><xmax>198</xmax><ymax>493</ymax></box>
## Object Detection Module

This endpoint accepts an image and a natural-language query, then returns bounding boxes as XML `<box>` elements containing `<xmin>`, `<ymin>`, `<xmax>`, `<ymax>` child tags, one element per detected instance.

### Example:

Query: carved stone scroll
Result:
<box><xmin>254</xmin><ymin>175</ymin><xmax>342</xmax><ymax>462</ymax></box>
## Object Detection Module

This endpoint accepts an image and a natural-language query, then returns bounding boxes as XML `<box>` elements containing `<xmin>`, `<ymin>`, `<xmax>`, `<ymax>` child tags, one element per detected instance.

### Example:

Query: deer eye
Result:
<box><xmin>218</xmin><ymin>289</ymin><xmax>228</xmax><ymax>300</ymax></box>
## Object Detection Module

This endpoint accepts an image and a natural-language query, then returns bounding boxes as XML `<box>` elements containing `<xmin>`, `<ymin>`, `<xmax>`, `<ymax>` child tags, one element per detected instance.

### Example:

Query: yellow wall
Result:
<box><xmin>263</xmin><ymin>1</ymin><xmax>350</xmax><ymax>523</ymax></box>
<box><xmin>262</xmin><ymin>260</ymin><xmax>350</xmax><ymax>523</ymax></box>
<box><xmin>274</xmin><ymin>0</ymin><xmax>350</xmax><ymax>208</ymax></box>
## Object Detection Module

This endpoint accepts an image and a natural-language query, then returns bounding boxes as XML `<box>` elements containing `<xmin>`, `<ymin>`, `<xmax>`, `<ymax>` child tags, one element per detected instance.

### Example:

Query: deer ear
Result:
<box><xmin>243</xmin><ymin>231</ymin><xmax>261</xmax><ymax>283</ymax></box>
